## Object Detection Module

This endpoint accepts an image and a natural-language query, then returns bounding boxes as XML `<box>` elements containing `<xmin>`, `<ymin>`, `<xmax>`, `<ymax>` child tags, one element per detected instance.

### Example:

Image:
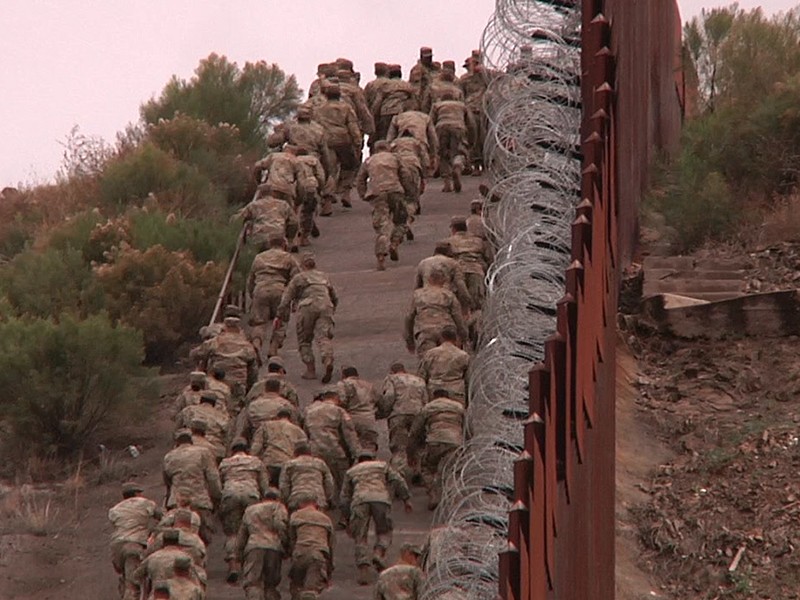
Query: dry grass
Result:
<box><xmin>0</xmin><ymin>485</ymin><xmax>61</xmax><ymax>536</ymax></box>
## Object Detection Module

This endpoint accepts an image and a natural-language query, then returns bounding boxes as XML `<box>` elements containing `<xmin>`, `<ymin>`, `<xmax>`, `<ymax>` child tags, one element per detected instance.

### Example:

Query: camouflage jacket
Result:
<box><xmin>254</xmin><ymin>151</ymin><xmax>298</xmax><ymax>198</ymax></box>
<box><xmin>391</xmin><ymin>137</ymin><xmax>429</xmax><ymax>177</ymax></box>
<box><xmin>337</xmin><ymin>376</ymin><xmax>378</xmax><ymax>421</ymax></box>
<box><xmin>356</xmin><ymin>150</ymin><xmax>414</xmax><ymax>200</ymax></box>
<box><xmin>415</xmin><ymin>255</ymin><xmax>473</xmax><ymax>310</ymax></box>
<box><xmin>313</xmin><ymin>98</ymin><xmax>362</xmax><ymax>148</ymax></box>
<box><xmin>466</xmin><ymin>214</ymin><xmax>486</xmax><ymax>241</ymax></box>
<box><xmin>144</xmin><ymin>529</ymin><xmax>207</xmax><ymax>567</ymax></box>
<box><xmin>277</xmin><ymin>269</ymin><xmax>338</xmax><ymax>319</ymax></box>
<box><xmin>270</xmin><ymin>119</ymin><xmax>329</xmax><ymax>161</ymax></box>
<box><xmin>341</xmin><ymin>80</ymin><xmax>375</xmax><ymax>136</ymax></box>
<box><xmin>386</xmin><ymin>111</ymin><xmax>439</xmax><ymax>160</ymax></box>
<box><xmin>418</xmin><ymin>342</ymin><xmax>470</xmax><ymax>401</ymax></box>
<box><xmin>279</xmin><ymin>454</ymin><xmax>336</xmax><ymax>510</ymax></box>
<box><xmin>247</xmin><ymin>373</ymin><xmax>300</xmax><ymax>406</ymax></box>
<box><xmin>108</xmin><ymin>496</ymin><xmax>161</xmax><ymax>546</ymax></box>
<box><xmin>341</xmin><ymin>460</ymin><xmax>410</xmax><ymax>508</ymax></box>
<box><xmin>175</xmin><ymin>404</ymin><xmax>230</xmax><ymax>458</ymax></box>
<box><xmin>219</xmin><ymin>452</ymin><xmax>270</xmax><ymax>500</ymax></box>
<box><xmin>234</xmin><ymin>393</ymin><xmax>302</xmax><ymax>442</ymax></box>
<box><xmin>430</xmin><ymin>99</ymin><xmax>473</xmax><ymax>134</ymax></box>
<box><xmin>193</xmin><ymin>330</ymin><xmax>257</xmax><ymax>387</ymax></box>
<box><xmin>174</xmin><ymin>387</ymin><xmax>203</xmax><ymax>414</ymax></box>
<box><xmin>289</xmin><ymin>505</ymin><xmax>334</xmax><ymax>556</ymax></box>
<box><xmin>377</xmin><ymin>372</ymin><xmax>428</xmax><ymax>419</ymax></box>
<box><xmin>248</xmin><ymin>248</ymin><xmax>299</xmax><ymax>292</ymax></box>
<box><xmin>163</xmin><ymin>444</ymin><xmax>222</xmax><ymax>510</ymax></box>
<box><xmin>303</xmin><ymin>400</ymin><xmax>359</xmax><ymax>462</ymax></box>
<box><xmin>237</xmin><ymin>196</ymin><xmax>298</xmax><ymax>245</ymax></box>
<box><xmin>235</xmin><ymin>499</ymin><xmax>289</xmax><ymax>558</ymax></box>
<box><xmin>375</xmin><ymin>563</ymin><xmax>425</xmax><ymax>600</ymax></box>
<box><xmin>132</xmin><ymin>547</ymin><xmax>203</xmax><ymax>589</ymax></box>
<box><xmin>440</xmin><ymin>231</ymin><xmax>491</xmax><ymax>276</ymax></box>
<box><xmin>459</xmin><ymin>71</ymin><xmax>488</xmax><ymax>112</ymax></box>
<box><xmin>373</xmin><ymin>78</ymin><xmax>417</xmax><ymax>117</ymax></box>
<box><xmin>295</xmin><ymin>154</ymin><xmax>327</xmax><ymax>196</ymax></box>
<box><xmin>167</xmin><ymin>577</ymin><xmax>204</xmax><ymax>600</ymax></box>
<box><xmin>365</xmin><ymin>75</ymin><xmax>391</xmax><ymax>109</ymax></box>
<box><xmin>421</xmin><ymin>79</ymin><xmax>464</xmax><ymax>113</ymax></box>
<box><xmin>251</xmin><ymin>418</ymin><xmax>308</xmax><ymax>468</ymax></box>
<box><xmin>409</xmin><ymin>398</ymin><xmax>465</xmax><ymax>449</ymax></box>
<box><xmin>404</xmin><ymin>286</ymin><xmax>467</xmax><ymax>345</ymax></box>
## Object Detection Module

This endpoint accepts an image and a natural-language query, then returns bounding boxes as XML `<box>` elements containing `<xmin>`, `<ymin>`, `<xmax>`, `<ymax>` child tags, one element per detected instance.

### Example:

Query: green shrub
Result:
<box><xmin>0</xmin><ymin>314</ymin><xmax>154</xmax><ymax>460</ymax></box>
<box><xmin>94</xmin><ymin>245</ymin><xmax>223</xmax><ymax>363</ymax></box>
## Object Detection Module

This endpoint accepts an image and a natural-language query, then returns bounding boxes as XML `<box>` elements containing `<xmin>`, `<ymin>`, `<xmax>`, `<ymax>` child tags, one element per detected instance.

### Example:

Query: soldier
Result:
<box><xmin>207</xmin><ymin>367</ymin><xmax>232</xmax><ymax>411</ymax></box>
<box><xmin>408</xmin><ymin>390</ymin><xmax>466</xmax><ymax>510</ymax></box>
<box><xmin>294</xmin><ymin>148</ymin><xmax>327</xmax><ymax>247</ymax></box>
<box><xmin>156</xmin><ymin>491</ymin><xmax>202</xmax><ymax>537</ymax></box>
<box><xmin>188</xmin><ymin>420</ymin><xmax>220</xmax><ymax>464</ymax></box>
<box><xmin>248</xmin><ymin>234</ymin><xmax>299</xmax><ymax>358</ymax></box>
<box><xmin>132</xmin><ymin>529</ymin><xmax>202</xmax><ymax>600</ymax></box>
<box><xmin>276</xmin><ymin>252</ymin><xmax>338</xmax><ymax>383</ymax></box>
<box><xmin>377</xmin><ymin>363</ymin><xmax>428</xmax><ymax>481</ymax></box>
<box><xmin>175</xmin><ymin>391</ymin><xmax>230</xmax><ymax>461</ymax></box>
<box><xmin>386</xmin><ymin>110</ymin><xmax>439</xmax><ymax>173</ymax></box>
<box><xmin>279</xmin><ymin>441</ymin><xmax>336</xmax><ymax>512</ymax></box>
<box><xmin>254</xmin><ymin>145</ymin><xmax>299</xmax><ymax>206</ymax></box>
<box><xmin>167</xmin><ymin>556</ymin><xmax>204</xmax><ymax>600</ymax></box>
<box><xmin>108</xmin><ymin>482</ymin><xmax>162</xmax><ymax>600</ymax></box>
<box><xmin>430</xmin><ymin>91</ymin><xmax>474</xmax><ymax>193</ymax></box>
<box><xmin>390</xmin><ymin>131</ymin><xmax>429</xmax><ymax>237</ymax></box>
<box><xmin>174</xmin><ymin>371</ymin><xmax>206</xmax><ymax>415</ymax></box>
<box><xmin>365</xmin><ymin>63</ymin><xmax>391</xmax><ymax>150</ymax></box>
<box><xmin>340</xmin><ymin>450</ymin><xmax>412</xmax><ymax>584</ymax></box>
<box><xmin>374</xmin><ymin>542</ymin><xmax>425</xmax><ymax>600</ymax></box>
<box><xmin>163</xmin><ymin>428</ymin><xmax>222</xmax><ymax>544</ymax></box>
<box><xmin>152</xmin><ymin>580</ymin><xmax>171</xmax><ymax>600</ymax></box>
<box><xmin>250</xmin><ymin>356</ymin><xmax>300</xmax><ymax>407</ymax></box>
<box><xmin>312</xmin><ymin>81</ymin><xmax>362</xmax><ymax>209</ymax></box>
<box><xmin>219</xmin><ymin>439</ymin><xmax>271</xmax><ymax>582</ymax></box>
<box><xmin>418</xmin><ymin>326</ymin><xmax>470</xmax><ymax>405</ymax></box>
<box><xmin>192</xmin><ymin>316</ymin><xmax>258</xmax><ymax>411</ymax></box>
<box><xmin>409</xmin><ymin>47</ymin><xmax>438</xmax><ymax>106</ymax></box>
<box><xmin>251</xmin><ymin>406</ymin><xmax>309</xmax><ymax>487</ymax></box>
<box><xmin>198</xmin><ymin>304</ymin><xmax>242</xmax><ymax>340</ymax></box>
<box><xmin>308</xmin><ymin>62</ymin><xmax>337</xmax><ymax>98</ymax></box>
<box><xmin>460</xmin><ymin>57</ymin><xmax>488</xmax><ymax>174</ymax></box>
<box><xmin>288</xmin><ymin>499</ymin><xmax>335</xmax><ymax>600</ymax></box>
<box><xmin>235</xmin><ymin>185</ymin><xmax>300</xmax><ymax>250</ymax></box>
<box><xmin>356</xmin><ymin>140</ymin><xmax>415</xmax><ymax>270</ymax></box>
<box><xmin>440</xmin><ymin>216</ymin><xmax>492</xmax><ymax>308</ymax></box>
<box><xmin>303</xmin><ymin>386</ymin><xmax>359</xmax><ymax>499</ymax></box>
<box><xmin>466</xmin><ymin>198</ymin><xmax>486</xmax><ymax>240</ymax></box>
<box><xmin>337</xmin><ymin>365</ymin><xmax>379</xmax><ymax>453</ymax></box>
<box><xmin>404</xmin><ymin>270</ymin><xmax>468</xmax><ymax>357</ymax></box>
<box><xmin>234</xmin><ymin>378</ymin><xmax>302</xmax><ymax>444</ymax></box>
<box><xmin>337</xmin><ymin>69</ymin><xmax>375</xmax><ymax>142</ymax></box>
<box><xmin>144</xmin><ymin>510</ymin><xmax>207</xmax><ymax>580</ymax></box>
<box><xmin>235</xmin><ymin>488</ymin><xmax>289</xmax><ymax>600</ymax></box>
<box><xmin>415</xmin><ymin>242</ymin><xmax>473</xmax><ymax>311</ymax></box>
<box><xmin>421</xmin><ymin>67</ymin><xmax>464</xmax><ymax>114</ymax></box>
<box><xmin>372</xmin><ymin>65</ymin><xmax>418</xmax><ymax>143</ymax></box>
<box><xmin>267</xmin><ymin>104</ymin><xmax>331</xmax><ymax>172</ymax></box>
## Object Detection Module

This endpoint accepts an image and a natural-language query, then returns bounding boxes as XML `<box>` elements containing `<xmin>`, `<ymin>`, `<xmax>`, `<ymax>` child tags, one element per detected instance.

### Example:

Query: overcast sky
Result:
<box><xmin>2</xmin><ymin>1</ymin><xmax>798</xmax><ymax>188</ymax></box>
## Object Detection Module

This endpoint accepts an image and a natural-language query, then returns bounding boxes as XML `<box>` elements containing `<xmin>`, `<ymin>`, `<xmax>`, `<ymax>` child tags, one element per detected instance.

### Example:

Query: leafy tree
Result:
<box><xmin>140</xmin><ymin>53</ymin><xmax>301</xmax><ymax>151</ymax></box>
<box><xmin>0</xmin><ymin>314</ymin><xmax>153</xmax><ymax>459</ymax></box>
<box><xmin>684</xmin><ymin>5</ymin><xmax>739</xmax><ymax>112</ymax></box>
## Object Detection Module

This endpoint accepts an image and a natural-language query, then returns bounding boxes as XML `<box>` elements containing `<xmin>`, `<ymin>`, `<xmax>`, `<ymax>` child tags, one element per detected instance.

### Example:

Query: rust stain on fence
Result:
<box><xmin>499</xmin><ymin>2</ymin><xmax>683</xmax><ymax>598</ymax></box>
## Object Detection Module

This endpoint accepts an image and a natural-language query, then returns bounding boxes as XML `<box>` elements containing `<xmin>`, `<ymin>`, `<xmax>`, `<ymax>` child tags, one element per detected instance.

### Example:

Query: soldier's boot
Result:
<box><xmin>341</xmin><ymin>196</ymin><xmax>352</xmax><ymax>208</ymax></box>
<box><xmin>405</xmin><ymin>226</ymin><xmax>414</xmax><ymax>241</ymax></box>
<box><xmin>301</xmin><ymin>361</ymin><xmax>317</xmax><ymax>380</ymax></box>
<box><xmin>321</xmin><ymin>359</ymin><xmax>334</xmax><ymax>384</ymax></box>
<box><xmin>311</xmin><ymin>221</ymin><xmax>320</xmax><ymax>237</ymax></box>
<box><xmin>376</xmin><ymin>255</ymin><xmax>386</xmax><ymax>271</ymax></box>
<box><xmin>453</xmin><ymin>166</ymin><xmax>463</xmax><ymax>193</ymax></box>
<box><xmin>356</xmin><ymin>564</ymin><xmax>372</xmax><ymax>586</ymax></box>
<box><xmin>389</xmin><ymin>245</ymin><xmax>399</xmax><ymax>262</ymax></box>
<box><xmin>226</xmin><ymin>559</ymin><xmax>241</xmax><ymax>584</ymax></box>
<box><xmin>320</xmin><ymin>197</ymin><xmax>333</xmax><ymax>216</ymax></box>
<box><xmin>298</xmin><ymin>233</ymin><xmax>310</xmax><ymax>247</ymax></box>
<box><xmin>372</xmin><ymin>547</ymin><xmax>388</xmax><ymax>572</ymax></box>
<box><xmin>442</xmin><ymin>178</ymin><xmax>453</xmax><ymax>193</ymax></box>
<box><xmin>267</xmin><ymin>337</ymin><xmax>282</xmax><ymax>358</ymax></box>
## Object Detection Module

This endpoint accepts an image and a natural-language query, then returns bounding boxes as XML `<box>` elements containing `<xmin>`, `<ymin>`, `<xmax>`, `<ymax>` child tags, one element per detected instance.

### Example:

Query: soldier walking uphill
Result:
<box><xmin>247</xmin><ymin>234</ymin><xmax>299</xmax><ymax>359</ymax></box>
<box><xmin>288</xmin><ymin>499</ymin><xmax>335</xmax><ymax>600</ymax></box>
<box><xmin>218</xmin><ymin>439</ymin><xmax>271</xmax><ymax>582</ymax></box>
<box><xmin>415</xmin><ymin>242</ymin><xmax>473</xmax><ymax>312</ymax></box>
<box><xmin>251</xmin><ymin>406</ymin><xmax>308</xmax><ymax>487</ymax></box>
<box><xmin>108</xmin><ymin>482</ymin><xmax>162</xmax><ymax>600</ymax></box>
<box><xmin>418</xmin><ymin>325</ymin><xmax>470</xmax><ymax>405</ymax></box>
<box><xmin>276</xmin><ymin>252</ymin><xmax>338</xmax><ymax>383</ymax></box>
<box><xmin>371</xmin><ymin>65</ymin><xmax>418</xmax><ymax>144</ymax></box>
<box><xmin>175</xmin><ymin>391</ymin><xmax>230</xmax><ymax>462</ymax></box>
<box><xmin>279</xmin><ymin>441</ymin><xmax>336</xmax><ymax>512</ymax></box>
<box><xmin>404</xmin><ymin>270</ymin><xmax>468</xmax><ymax>357</ymax></box>
<box><xmin>294</xmin><ymin>148</ymin><xmax>327</xmax><ymax>247</ymax></box>
<box><xmin>132</xmin><ymin>530</ymin><xmax>204</xmax><ymax>600</ymax></box>
<box><xmin>340</xmin><ymin>450</ymin><xmax>412</xmax><ymax>585</ymax></box>
<box><xmin>430</xmin><ymin>90</ymin><xmax>475</xmax><ymax>193</ymax></box>
<box><xmin>356</xmin><ymin>140</ymin><xmax>415</xmax><ymax>271</ymax></box>
<box><xmin>374</xmin><ymin>542</ymin><xmax>425</xmax><ymax>600</ymax></box>
<box><xmin>235</xmin><ymin>488</ymin><xmax>289</xmax><ymax>600</ymax></box>
<box><xmin>337</xmin><ymin>365</ymin><xmax>379</xmax><ymax>453</ymax></box>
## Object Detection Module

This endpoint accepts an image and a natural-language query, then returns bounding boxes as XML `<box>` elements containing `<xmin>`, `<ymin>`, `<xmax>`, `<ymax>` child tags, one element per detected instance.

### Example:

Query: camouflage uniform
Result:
<box><xmin>174</xmin><ymin>372</ymin><xmax>206</xmax><ymax>414</ymax></box>
<box><xmin>409</xmin><ymin>55</ymin><xmax>438</xmax><ymax>109</ymax></box>
<box><xmin>219</xmin><ymin>451</ymin><xmax>270</xmax><ymax>571</ymax></box>
<box><xmin>338</xmin><ymin>70</ymin><xmax>375</xmax><ymax>140</ymax></box>
<box><xmin>337</xmin><ymin>375</ymin><xmax>379</xmax><ymax>452</ymax></box>
<box><xmin>374</xmin><ymin>563</ymin><xmax>425</xmax><ymax>600</ymax></box>
<box><xmin>108</xmin><ymin>494</ymin><xmax>161</xmax><ymax>600</ymax></box>
<box><xmin>313</xmin><ymin>90</ymin><xmax>362</xmax><ymax>205</ymax></box>
<box><xmin>294</xmin><ymin>153</ymin><xmax>326</xmax><ymax>245</ymax></box>
<box><xmin>279</xmin><ymin>454</ymin><xmax>336</xmax><ymax>511</ymax></box>
<box><xmin>418</xmin><ymin>341</ymin><xmax>470</xmax><ymax>404</ymax></box>
<box><xmin>356</xmin><ymin>146</ymin><xmax>415</xmax><ymax>265</ymax></box>
<box><xmin>390</xmin><ymin>136</ymin><xmax>428</xmax><ymax>221</ymax></box>
<box><xmin>429</xmin><ymin>99</ymin><xmax>474</xmax><ymax>192</ymax></box>
<box><xmin>421</xmin><ymin>78</ymin><xmax>464</xmax><ymax>114</ymax></box>
<box><xmin>466</xmin><ymin>212</ymin><xmax>486</xmax><ymax>240</ymax></box>
<box><xmin>341</xmin><ymin>459</ymin><xmax>410</xmax><ymax>569</ymax></box>
<box><xmin>207</xmin><ymin>375</ymin><xmax>232</xmax><ymax>411</ymax></box>
<box><xmin>167</xmin><ymin>574</ymin><xmax>204</xmax><ymax>600</ymax></box>
<box><xmin>303</xmin><ymin>399</ymin><xmax>359</xmax><ymax>498</ymax></box>
<box><xmin>163</xmin><ymin>443</ymin><xmax>222</xmax><ymax>543</ymax></box>
<box><xmin>277</xmin><ymin>266</ymin><xmax>338</xmax><ymax>375</ymax></box>
<box><xmin>234</xmin><ymin>393</ymin><xmax>303</xmax><ymax>443</ymax></box>
<box><xmin>254</xmin><ymin>151</ymin><xmax>299</xmax><ymax>204</ymax></box>
<box><xmin>156</xmin><ymin>508</ymin><xmax>202</xmax><ymax>535</ymax></box>
<box><xmin>415</xmin><ymin>254</ymin><xmax>473</xmax><ymax>311</ymax></box>
<box><xmin>192</xmin><ymin>322</ymin><xmax>258</xmax><ymax>409</ymax></box>
<box><xmin>268</xmin><ymin>112</ymin><xmax>331</xmax><ymax>169</ymax></box>
<box><xmin>175</xmin><ymin>403</ymin><xmax>230</xmax><ymax>461</ymax></box>
<box><xmin>372</xmin><ymin>77</ymin><xmax>418</xmax><ymax>143</ymax></box>
<box><xmin>237</xmin><ymin>195</ymin><xmax>299</xmax><ymax>249</ymax></box>
<box><xmin>386</xmin><ymin>111</ymin><xmax>439</xmax><ymax>173</ymax></box>
<box><xmin>288</xmin><ymin>505</ymin><xmax>335</xmax><ymax>600</ymax></box>
<box><xmin>248</xmin><ymin>373</ymin><xmax>300</xmax><ymax>407</ymax></box>
<box><xmin>132</xmin><ymin>546</ymin><xmax>203</xmax><ymax>600</ymax></box>
<box><xmin>377</xmin><ymin>372</ymin><xmax>428</xmax><ymax>480</ymax></box>
<box><xmin>235</xmin><ymin>498</ymin><xmax>289</xmax><ymax>600</ymax></box>
<box><xmin>248</xmin><ymin>246</ymin><xmax>299</xmax><ymax>356</ymax></box>
<box><xmin>404</xmin><ymin>287</ymin><xmax>467</xmax><ymax>357</ymax></box>
<box><xmin>460</xmin><ymin>65</ymin><xmax>489</xmax><ymax>170</ymax></box>
<box><xmin>144</xmin><ymin>529</ymin><xmax>207</xmax><ymax>574</ymax></box>
<box><xmin>251</xmin><ymin>418</ymin><xmax>308</xmax><ymax>486</ymax></box>
<box><xmin>408</xmin><ymin>398</ymin><xmax>465</xmax><ymax>508</ymax></box>
<box><xmin>441</xmin><ymin>231</ymin><xmax>491</xmax><ymax>307</ymax></box>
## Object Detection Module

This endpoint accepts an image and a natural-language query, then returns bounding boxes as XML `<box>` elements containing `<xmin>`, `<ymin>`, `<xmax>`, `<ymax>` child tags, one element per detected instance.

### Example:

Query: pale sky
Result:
<box><xmin>1</xmin><ymin>1</ymin><xmax>798</xmax><ymax>188</ymax></box>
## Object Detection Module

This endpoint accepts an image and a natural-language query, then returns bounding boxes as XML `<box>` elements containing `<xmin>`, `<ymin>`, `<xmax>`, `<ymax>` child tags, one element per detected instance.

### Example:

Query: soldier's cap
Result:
<box><xmin>268</xmin><ymin>232</ymin><xmax>287</xmax><ymax>244</ymax></box>
<box><xmin>173</xmin><ymin>555</ymin><xmax>193</xmax><ymax>570</ymax></box>
<box><xmin>336</xmin><ymin>69</ymin><xmax>353</xmax><ymax>81</ymax></box>
<box><xmin>388</xmin><ymin>63</ymin><xmax>402</xmax><ymax>72</ymax></box>
<box><xmin>470</xmin><ymin>198</ymin><xmax>484</xmax><ymax>207</ymax></box>
<box><xmin>322</xmin><ymin>82</ymin><xmax>341</xmax><ymax>96</ymax></box>
<box><xmin>199</xmin><ymin>390</ymin><xmax>217</xmax><ymax>404</ymax></box>
<box><xmin>317</xmin><ymin>62</ymin><xmax>335</xmax><ymax>76</ymax></box>
<box><xmin>223</xmin><ymin>316</ymin><xmax>241</xmax><ymax>327</ymax></box>
<box><xmin>375</xmin><ymin>61</ymin><xmax>388</xmax><ymax>70</ymax></box>
<box><xmin>263</xmin><ymin>487</ymin><xmax>280</xmax><ymax>500</ymax></box>
<box><xmin>163</xmin><ymin>528</ymin><xmax>181</xmax><ymax>543</ymax></box>
<box><xmin>153</xmin><ymin>580</ymin><xmax>171</xmax><ymax>593</ymax></box>
<box><xmin>321</xmin><ymin>385</ymin><xmax>340</xmax><ymax>398</ymax></box>
<box><xmin>189</xmin><ymin>371</ymin><xmax>206</xmax><ymax>384</ymax></box>
<box><xmin>267</xmin><ymin>355</ymin><xmax>286</xmax><ymax>370</ymax></box>
<box><xmin>335</xmin><ymin>57</ymin><xmax>354</xmax><ymax>71</ymax></box>
<box><xmin>231</xmin><ymin>437</ymin><xmax>249</xmax><ymax>452</ymax></box>
<box><xmin>401</xmin><ymin>542</ymin><xmax>423</xmax><ymax>556</ymax></box>
<box><xmin>358</xmin><ymin>449</ymin><xmax>376</xmax><ymax>460</ymax></box>
<box><xmin>174</xmin><ymin>428</ymin><xmax>193</xmax><ymax>442</ymax></box>
<box><xmin>223</xmin><ymin>304</ymin><xmax>242</xmax><ymax>318</ymax></box>
<box><xmin>300</xmin><ymin>251</ymin><xmax>316</xmax><ymax>265</ymax></box>
<box><xmin>122</xmin><ymin>481</ymin><xmax>143</xmax><ymax>495</ymax></box>
<box><xmin>189</xmin><ymin>419</ymin><xmax>207</xmax><ymax>433</ymax></box>
<box><xmin>472</xmin><ymin>49</ymin><xmax>482</xmax><ymax>59</ymax></box>
<box><xmin>450</xmin><ymin>216</ymin><xmax>467</xmax><ymax>227</ymax></box>
<box><xmin>420</xmin><ymin>46</ymin><xmax>433</xmax><ymax>56</ymax></box>
<box><xmin>442</xmin><ymin>60</ymin><xmax>456</xmax><ymax>71</ymax></box>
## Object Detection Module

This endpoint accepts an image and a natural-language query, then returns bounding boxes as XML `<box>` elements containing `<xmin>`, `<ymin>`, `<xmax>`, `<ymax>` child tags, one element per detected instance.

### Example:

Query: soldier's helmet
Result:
<box><xmin>321</xmin><ymin>385</ymin><xmax>340</xmax><ymax>398</ymax></box>
<box><xmin>122</xmin><ymin>481</ymin><xmax>143</xmax><ymax>495</ymax></box>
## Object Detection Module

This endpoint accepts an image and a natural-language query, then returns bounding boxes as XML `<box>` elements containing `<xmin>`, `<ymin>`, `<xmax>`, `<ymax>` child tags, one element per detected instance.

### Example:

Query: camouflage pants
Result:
<box><xmin>289</xmin><ymin>548</ymin><xmax>330</xmax><ymax>600</ymax></box>
<box><xmin>296</xmin><ymin>190</ymin><xmax>319</xmax><ymax>237</ymax></box>
<box><xmin>464</xmin><ymin>271</ymin><xmax>486</xmax><ymax>308</ymax></box>
<box><xmin>421</xmin><ymin>443</ymin><xmax>459</xmax><ymax>507</ymax></box>
<box><xmin>111</xmin><ymin>540</ymin><xmax>145</xmax><ymax>600</ymax></box>
<box><xmin>194</xmin><ymin>507</ymin><xmax>215</xmax><ymax>545</ymax></box>
<box><xmin>296</xmin><ymin>305</ymin><xmax>334</xmax><ymax>367</ymax></box>
<box><xmin>374</xmin><ymin>114</ymin><xmax>395</xmax><ymax>144</ymax></box>
<box><xmin>350</xmin><ymin>501</ymin><xmax>393</xmax><ymax>566</ymax></box>
<box><xmin>436</xmin><ymin>125</ymin><xmax>467</xmax><ymax>180</ymax></box>
<box><xmin>426</xmin><ymin>381</ymin><xmax>466</xmax><ymax>405</ymax></box>
<box><xmin>388</xmin><ymin>415</ymin><xmax>417</xmax><ymax>480</ymax></box>
<box><xmin>243</xmin><ymin>548</ymin><xmax>283</xmax><ymax>600</ymax></box>
<box><xmin>413</xmin><ymin>327</ymin><xmax>444</xmax><ymax>357</ymax></box>
<box><xmin>352</xmin><ymin>416</ymin><xmax>379</xmax><ymax>453</ymax></box>
<box><xmin>251</xmin><ymin>284</ymin><xmax>287</xmax><ymax>355</ymax></box>
<box><xmin>370</xmin><ymin>193</ymin><xmax>406</xmax><ymax>258</ymax></box>
<box><xmin>220</xmin><ymin>492</ymin><xmax>260</xmax><ymax>560</ymax></box>
<box><xmin>315</xmin><ymin>452</ymin><xmax>350</xmax><ymax>501</ymax></box>
<box><xmin>330</xmin><ymin>144</ymin><xmax>359</xmax><ymax>200</ymax></box>
<box><xmin>470</xmin><ymin>109</ymin><xmax>487</xmax><ymax>166</ymax></box>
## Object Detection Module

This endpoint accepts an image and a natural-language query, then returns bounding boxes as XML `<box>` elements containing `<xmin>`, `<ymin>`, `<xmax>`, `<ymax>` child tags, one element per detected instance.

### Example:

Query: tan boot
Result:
<box><xmin>453</xmin><ymin>166</ymin><xmax>463</xmax><ymax>193</ymax></box>
<box><xmin>226</xmin><ymin>559</ymin><xmax>241</xmax><ymax>584</ymax></box>
<box><xmin>376</xmin><ymin>256</ymin><xmax>386</xmax><ymax>271</ymax></box>
<box><xmin>442</xmin><ymin>179</ymin><xmax>453</xmax><ymax>193</ymax></box>
<box><xmin>357</xmin><ymin>564</ymin><xmax>372</xmax><ymax>585</ymax></box>
<box><xmin>301</xmin><ymin>361</ymin><xmax>317</xmax><ymax>380</ymax></box>
<box><xmin>321</xmin><ymin>361</ymin><xmax>334</xmax><ymax>384</ymax></box>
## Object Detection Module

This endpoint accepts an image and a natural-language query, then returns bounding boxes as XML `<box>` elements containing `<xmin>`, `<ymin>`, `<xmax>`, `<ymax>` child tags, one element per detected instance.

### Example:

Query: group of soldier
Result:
<box><xmin>107</xmin><ymin>47</ymin><xmax>493</xmax><ymax>600</ymax></box>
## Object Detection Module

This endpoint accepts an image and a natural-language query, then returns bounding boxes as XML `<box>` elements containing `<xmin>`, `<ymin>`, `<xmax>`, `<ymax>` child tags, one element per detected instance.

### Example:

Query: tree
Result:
<box><xmin>684</xmin><ymin>5</ymin><xmax>739</xmax><ymax>112</ymax></box>
<box><xmin>140</xmin><ymin>53</ymin><xmax>301</xmax><ymax>151</ymax></box>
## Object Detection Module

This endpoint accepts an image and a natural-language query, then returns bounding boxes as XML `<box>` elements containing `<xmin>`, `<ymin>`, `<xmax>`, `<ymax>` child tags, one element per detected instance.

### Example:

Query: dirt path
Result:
<box><xmin>0</xmin><ymin>177</ymin><xmax>486</xmax><ymax>600</ymax></box>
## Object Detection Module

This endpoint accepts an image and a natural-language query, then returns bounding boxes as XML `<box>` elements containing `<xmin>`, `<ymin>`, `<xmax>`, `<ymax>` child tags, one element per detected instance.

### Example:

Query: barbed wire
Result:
<box><xmin>422</xmin><ymin>1</ymin><xmax>582</xmax><ymax>597</ymax></box>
